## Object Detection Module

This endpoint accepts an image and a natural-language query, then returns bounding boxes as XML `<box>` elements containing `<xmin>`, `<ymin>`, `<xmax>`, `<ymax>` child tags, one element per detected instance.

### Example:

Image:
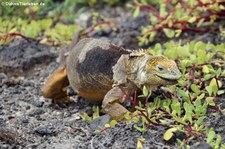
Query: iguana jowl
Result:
<box><xmin>42</xmin><ymin>38</ymin><xmax>181</xmax><ymax>120</ymax></box>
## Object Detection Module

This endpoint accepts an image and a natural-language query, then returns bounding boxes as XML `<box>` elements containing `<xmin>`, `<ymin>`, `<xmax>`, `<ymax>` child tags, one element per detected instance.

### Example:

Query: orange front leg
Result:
<box><xmin>42</xmin><ymin>66</ymin><xmax>73</xmax><ymax>103</ymax></box>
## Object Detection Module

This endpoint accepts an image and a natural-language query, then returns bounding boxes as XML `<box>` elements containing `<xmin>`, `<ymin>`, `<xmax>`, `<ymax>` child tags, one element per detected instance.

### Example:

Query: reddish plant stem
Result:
<box><xmin>145</xmin><ymin>96</ymin><xmax>149</xmax><ymax>118</ymax></box>
<box><xmin>1</xmin><ymin>33</ymin><xmax>64</xmax><ymax>47</ymax></box>
<box><xmin>214</xmin><ymin>76</ymin><xmax>220</xmax><ymax>91</ymax></box>
<box><xmin>158</xmin><ymin>108</ymin><xmax>191</xmax><ymax>126</ymax></box>
<box><xmin>100</xmin><ymin>126</ymin><xmax>110</xmax><ymax>133</ymax></box>
<box><xmin>133</xmin><ymin>91</ymin><xmax>137</xmax><ymax>106</ymax></box>
<box><xmin>118</xmin><ymin>85</ymin><xmax>170</xmax><ymax>127</ymax></box>
<box><xmin>144</xmin><ymin>22</ymin><xmax>207</xmax><ymax>39</ymax></box>
<box><xmin>191</xmin><ymin>65</ymin><xmax>196</xmax><ymax>80</ymax></box>
<box><xmin>184</xmin><ymin>135</ymin><xmax>191</xmax><ymax>145</ymax></box>
<box><xmin>117</xmin><ymin>86</ymin><xmax>135</xmax><ymax>106</ymax></box>
<box><xmin>208</xmin><ymin>105</ymin><xmax>222</xmax><ymax>113</ymax></box>
<box><xmin>132</xmin><ymin>0</ymin><xmax>160</xmax><ymax>18</ymax></box>
<box><xmin>0</xmin><ymin>33</ymin><xmax>35</xmax><ymax>42</ymax></box>
<box><xmin>135</xmin><ymin>0</ymin><xmax>223</xmax><ymax>39</ymax></box>
<box><xmin>185</xmin><ymin>127</ymin><xmax>204</xmax><ymax>142</ymax></box>
<box><xmin>118</xmin><ymin>86</ymin><xmax>163</xmax><ymax>126</ymax></box>
<box><xmin>138</xmin><ymin>110</ymin><xmax>161</xmax><ymax>126</ymax></box>
<box><xmin>28</xmin><ymin>8</ymin><xmax>36</xmax><ymax>20</ymax></box>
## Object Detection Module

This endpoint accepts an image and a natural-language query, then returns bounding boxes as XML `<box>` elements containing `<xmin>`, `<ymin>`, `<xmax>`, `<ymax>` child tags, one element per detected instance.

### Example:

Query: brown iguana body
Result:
<box><xmin>42</xmin><ymin>38</ymin><xmax>181</xmax><ymax>120</ymax></box>
<box><xmin>67</xmin><ymin>38</ymin><xmax>129</xmax><ymax>101</ymax></box>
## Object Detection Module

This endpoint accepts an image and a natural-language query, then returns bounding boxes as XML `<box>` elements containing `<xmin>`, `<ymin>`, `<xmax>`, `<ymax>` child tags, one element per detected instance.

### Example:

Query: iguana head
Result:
<box><xmin>142</xmin><ymin>55</ymin><xmax>181</xmax><ymax>86</ymax></box>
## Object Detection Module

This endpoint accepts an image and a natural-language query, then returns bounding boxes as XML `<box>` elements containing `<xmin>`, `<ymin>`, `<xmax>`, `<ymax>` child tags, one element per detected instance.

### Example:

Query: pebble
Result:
<box><xmin>34</xmin><ymin>123</ymin><xmax>57</xmax><ymax>136</ymax></box>
<box><xmin>31</xmin><ymin>99</ymin><xmax>44</xmax><ymax>107</ymax></box>
<box><xmin>20</xmin><ymin>117</ymin><xmax>29</xmax><ymax>124</ymax></box>
<box><xmin>0</xmin><ymin>73</ymin><xmax>7</xmax><ymax>82</ymax></box>
<box><xmin>28</xmin><ymin>109</ymin><xmax>44</xmax><ymax>117</ymax></box>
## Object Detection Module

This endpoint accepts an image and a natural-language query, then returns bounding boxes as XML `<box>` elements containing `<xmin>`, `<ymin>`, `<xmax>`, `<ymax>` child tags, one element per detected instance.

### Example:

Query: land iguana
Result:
<box><xmin>42</xmin><ymin>38</ymin><xmax>181</xmax><ymax>120</ymax></box>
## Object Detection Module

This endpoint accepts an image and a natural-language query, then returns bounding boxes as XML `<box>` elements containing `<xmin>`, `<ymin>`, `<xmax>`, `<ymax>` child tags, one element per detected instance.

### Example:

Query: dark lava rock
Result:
<box><xmin>92</xmin><ymin>123</ymin><xmax>138</xmax><ymax>148</ymax></box>
<box><xmin>88</xmin><ymin>121</ymin><xmax>182</xmax><ymax>148</ymax></box>
<box><xmin>90</xmin><ymin>14</ymin><xmax>148</xmax><ymax>50</ymax></box>
<box><xmin>35</xmin><ymin>123</ymin><xmax>57</xmax><ymax>136</ymax></box>
<box><xmin>89</xmin><ymin>114</ymin><xmax>111</xmax><ymax>133</ymax></box>
<box><xmin>0</xmin><ymin>39</ymin><xmax>57</xmax><ymax>76</ymax></box>
<box><xmin>190</xmin><ymin>142</ymin><xmax>213</xmax><ymax>149</ymax></box>
<box><xmin>206</xmin><ymin>113</ymin><xmax>225</xmax><ymax>143</ymax></box>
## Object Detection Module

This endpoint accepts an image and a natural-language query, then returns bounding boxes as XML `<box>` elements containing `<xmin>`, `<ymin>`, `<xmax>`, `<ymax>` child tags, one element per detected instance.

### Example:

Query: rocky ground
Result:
<box><xmin>0</xmin><ymin>6</ymin><xmax>225</xmax><ymax>149</ymax></box>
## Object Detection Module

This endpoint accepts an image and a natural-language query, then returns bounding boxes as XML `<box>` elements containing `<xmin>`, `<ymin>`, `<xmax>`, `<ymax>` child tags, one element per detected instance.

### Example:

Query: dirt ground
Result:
<box><xmin>0</xmin><ymin>7</ymin><xmax>225</xmax><ymax>149</ymax></box>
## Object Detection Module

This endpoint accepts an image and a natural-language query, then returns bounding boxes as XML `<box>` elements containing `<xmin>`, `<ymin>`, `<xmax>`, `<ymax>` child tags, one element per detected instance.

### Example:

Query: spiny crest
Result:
<box><xmin>129</xmin><ymin>49</ymin><xmax>148</xmax><ymax>57</ymax></box>
<box><xmin>148</xmin><ymin>55</ymin><xmax>169</xmax><ymax>66</ymax></box>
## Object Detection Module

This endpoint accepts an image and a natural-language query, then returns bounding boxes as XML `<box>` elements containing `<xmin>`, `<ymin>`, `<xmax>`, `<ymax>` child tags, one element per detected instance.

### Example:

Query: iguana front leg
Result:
<box><xmin>102</xmin><ymin>87</ymin><xmax>130</xmax><ymax>121</ymax></box>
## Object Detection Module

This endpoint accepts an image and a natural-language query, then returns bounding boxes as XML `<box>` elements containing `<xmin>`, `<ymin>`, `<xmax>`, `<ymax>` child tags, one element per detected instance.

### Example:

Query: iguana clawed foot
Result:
<box><xmin>102</xmin><ymin>87</ymin><xmax>130</xmax><ymax>121</ymax></box>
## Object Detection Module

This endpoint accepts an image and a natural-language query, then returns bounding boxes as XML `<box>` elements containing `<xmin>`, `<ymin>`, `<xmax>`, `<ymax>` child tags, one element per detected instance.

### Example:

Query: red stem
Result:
<box><xmin>139</xmin><ymin>0</ymin><xmax>223</xmax><ymax>39</ymax></box>
<box><xmin>145</xmin><ymin>96</ymin><xmax>149</xmax><ymax>118</ymax></box>
<box><xmin>214</xmin><ymin>77</ymin><xmax>220</xmax><ymax>91</ymax></box>
<box><xmin>139</xmin><ymin>110</ymin><xmax>161</xmax><ymax>126</ymax></box>
<box><xmin>0</xmin><ymin>33</ymin><xmax>35</xmax><ymax>42</ymax></box>
<box><xmin>185</xmin><ymin>127</ymin><xmax>204</xmax><ymax>142</ymax></box>
<box><xmin>134</xmin><ymin>91</ymin><xmax>137</xmax><ymax>106</ymax></box>
<box><xmin>208</xmin><ymin>105</ymin><xmax>222</xmax><ymax>113</ymax></box>
<box><xmin>132</xmin><ymin>0</ymin><xmax>160</xmax><ymax>18</ymax></box>
<box><xmin>117</xmin><ymin>86</ymin><xmax>135</xmax><ymax>105</ymax></box>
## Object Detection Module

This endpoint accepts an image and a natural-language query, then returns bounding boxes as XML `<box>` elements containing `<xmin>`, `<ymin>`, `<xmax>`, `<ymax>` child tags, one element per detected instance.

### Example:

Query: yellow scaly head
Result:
<box><xmin>144</xmin><ymin>55</ymin><xmax>181</xmax><ymax>86</ymax></box>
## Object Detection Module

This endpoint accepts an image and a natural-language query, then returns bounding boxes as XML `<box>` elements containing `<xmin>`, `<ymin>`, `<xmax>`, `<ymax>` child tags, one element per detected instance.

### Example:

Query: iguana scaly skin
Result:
<box><xmin>42</xmin><ymin>38</ymin><xmax>181</xmax><ymax>120</ymax></box>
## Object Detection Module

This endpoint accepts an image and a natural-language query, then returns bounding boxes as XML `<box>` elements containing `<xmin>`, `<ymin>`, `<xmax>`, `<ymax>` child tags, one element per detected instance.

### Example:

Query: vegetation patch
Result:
<box><xmin>129</xmin><ymin>0</ymin><xmax>225</xmax><ymax>45</ymax></box>
<box><xmin>86</xmin><ymin>41</ymin><xmax>225</xmax><ymax>148</ymax></box>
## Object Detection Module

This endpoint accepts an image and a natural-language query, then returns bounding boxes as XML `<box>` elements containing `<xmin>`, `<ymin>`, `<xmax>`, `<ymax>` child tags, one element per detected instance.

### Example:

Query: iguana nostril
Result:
<box><xmin>171</xmin><ymin>71</ymin><xmax>176</xmax><ymax>75</ymax></box>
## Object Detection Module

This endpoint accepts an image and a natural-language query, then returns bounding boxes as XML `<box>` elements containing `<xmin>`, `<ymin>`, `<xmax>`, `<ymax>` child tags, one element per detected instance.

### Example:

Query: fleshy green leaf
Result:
<box><xmin>133</xmin><ymin>7</ymin><xmax>140</xmax><ymax>17</ymax></box>
<box><xmin>164</xmin><ymin>128</ymin><xmax>177</xmax><ymax>141</ymax></box>
<box><xmin>163</xmin><ymin>28</ymin><xmax>175</xmax><ymax>38</ymax></box>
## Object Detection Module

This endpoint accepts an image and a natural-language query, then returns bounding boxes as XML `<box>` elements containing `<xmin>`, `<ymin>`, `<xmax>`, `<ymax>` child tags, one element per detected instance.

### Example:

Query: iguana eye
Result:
<box><xmin>156</xmin><ymin>65</ymin><xmax>165</xmax><ymax>72</ymax></box>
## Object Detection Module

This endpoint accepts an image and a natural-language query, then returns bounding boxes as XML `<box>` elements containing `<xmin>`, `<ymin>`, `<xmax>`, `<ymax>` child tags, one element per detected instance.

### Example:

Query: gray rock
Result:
<box><xmin>0</xmin><ymin>39</ymin><xmax>57</xmax><ymax>76</ymax></box>
<box><xmin>190</xmin><ymin>142</ymin><xmax>213</xmax><ymax>149</ymax></box>
<box><xmin>89</xmin><ymin>114</ymin><xmax>111</xmax><ymax>133</ymax></box>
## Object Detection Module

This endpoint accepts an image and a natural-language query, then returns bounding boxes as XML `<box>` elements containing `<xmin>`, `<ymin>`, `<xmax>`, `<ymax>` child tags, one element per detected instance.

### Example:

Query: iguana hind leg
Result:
<box><xmin>42</xmin><ymin>66</ymin><xmax>73</xmax><ymax>103</ymax></box>
<box><xmin>102</xmin><ymin>87</ymin><xmax>130</xmax><ymax>121</ymax></box>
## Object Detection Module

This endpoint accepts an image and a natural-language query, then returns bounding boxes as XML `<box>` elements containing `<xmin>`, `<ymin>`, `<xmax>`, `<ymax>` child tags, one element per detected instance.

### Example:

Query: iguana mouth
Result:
<box><xmin>156</xmin><ymin>75</ymin><xmax>178</xmax><ymax>83</ymax></box>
